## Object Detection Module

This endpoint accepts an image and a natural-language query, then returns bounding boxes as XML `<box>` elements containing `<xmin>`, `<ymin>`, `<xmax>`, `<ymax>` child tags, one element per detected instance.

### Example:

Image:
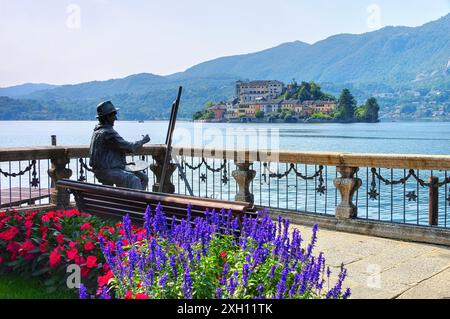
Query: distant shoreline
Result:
<box><xmin>1</xmin><ymin>119</ymin><xmax>450</xmax><ymax>123</ymax></box>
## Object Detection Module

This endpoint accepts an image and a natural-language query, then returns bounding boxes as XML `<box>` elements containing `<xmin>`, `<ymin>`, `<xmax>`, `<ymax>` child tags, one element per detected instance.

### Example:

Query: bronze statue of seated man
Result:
<box><xmin>89</xmin><ymin>101</ymin><xmax>150</xmax><ymax>190</ymax></box>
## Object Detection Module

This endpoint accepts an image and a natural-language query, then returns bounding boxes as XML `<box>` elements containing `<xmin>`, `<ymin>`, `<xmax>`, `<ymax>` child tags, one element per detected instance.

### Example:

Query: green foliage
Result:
<box><xmin>363</xmin><ymin>97</ymin><xmax>380</xmax><ymax>122</ymax></box>
<box><xmin>281</xmin><ymin>81</ymin><xmax>336</xmax><ymax>102</ymax></box>
<box><xmin>0</xmin><ymin>274</ymin><xmax>75</xmax><ymax>299</ymax></box>
<box><xmin>255</xmin><ymin>110</ymin><xmax>265</xmax><ymax>119</ymax></box>
<box><xmin>355</xmin><ymin>106</ymin><xmax>367</xmax><ymax>121</ymax></box>
<box><xmin>192</xmin><ymin>101</ymin><xmax>216</xmax><ymax>120</ymax></box>
<box><xmin>337</xmin><ymin>89</ymin><xmax>357</xmax><ymax>121</ymax></box>
<box><xmin>310</xmin><ymin>112</ymin><xmax>330</xmax><ymax>120</ymax></box>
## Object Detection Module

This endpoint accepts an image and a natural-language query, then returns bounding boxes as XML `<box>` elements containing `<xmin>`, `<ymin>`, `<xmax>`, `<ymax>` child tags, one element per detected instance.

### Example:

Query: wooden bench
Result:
<box><xmin>56</xmin><ymin>179</ymin><xmax>256</xmax><ymax>226</ymax></box>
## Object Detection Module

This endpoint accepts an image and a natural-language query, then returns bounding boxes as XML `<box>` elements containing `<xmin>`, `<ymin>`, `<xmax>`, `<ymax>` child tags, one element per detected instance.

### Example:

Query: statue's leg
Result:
<box><xmin>94</xmin><ymin>169</ymin><xmax>142</xmax><ymax>190</ymax></box>
<box><xmin>94</xmin><ymin>170</ymin><xmax>115</xmax><ymax>186</ymax></box>
<box><xmin>134</xmin><ymin>171</ymin><xmax>149</xmax><ymax>190</ymax></box>
<box><xmin>117</xmin><ymin>170</ymin><xmax>142</xmax><ymax>190</ymax></box>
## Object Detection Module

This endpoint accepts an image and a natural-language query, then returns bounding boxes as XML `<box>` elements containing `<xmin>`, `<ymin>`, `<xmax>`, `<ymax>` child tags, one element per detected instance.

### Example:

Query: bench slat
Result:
<box><xmin>56</xmin><ymin>179</ymin><xmax>256</xmax><ymax>227</ymax></box>
<box><xmin>57</xmin><ymin>179</ymin><xmax>251</xmax><ymax>212</ymax></box>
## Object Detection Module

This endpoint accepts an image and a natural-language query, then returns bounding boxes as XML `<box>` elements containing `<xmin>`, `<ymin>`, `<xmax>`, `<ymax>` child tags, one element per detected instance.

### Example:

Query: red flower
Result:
<box><xmin>39</xmin><ymin>242</ymin><xmax>49</xmax><ymax>253</ymax></box>
<box><xmin>69</xmin><ymin>241</ymin><xmax>79</xmax><ymax>248</ymax></box>
<box><xmin>80</xmin><ymin>222</ymin><xmax>91</xmax><ymax>231</ymax></box>
<box><xmin>135</xmin><ymin>293</ymin><xmax>149</xmax><ymax>299</ymax></box>
<box><xmin>49</xmin><ymin>249</ymin><xmax>61</xmax><ymax>268</ymax></box>
<box><xmin>56</xmin><ymin>234</ymin><xmax>65</xmax><ymax>244</ymax></box>
<box><xmin>20</xmin><ymin>240</ymin><xmax>35</xmax><ymax>254</ymax></box>
<box><xmin>24</xmin><ymin>220</ymin><xmax>33</xmax><ymax>229</ymax></box>
<box><xmin>84</xmin><ymin>241</ymin><xmax>95</xmax><ymax>251</ymax></box>
<box><xmin>97</xmin><ymin>270</ymin><xmax>114</xmax><ymax>287</ymax></box>
<box><xmin>0</xmin><ymin>227</ymin><xmax>19</xmax><ymax>241</ymax></box>
<box><xmin>75</xmin><ymin>256</ymin><xmax>86</xmax><ymax>266</ymax></box>
<box><xmin>124</xmin><ymin>291</ymin><xmax>133</xmax><ymax>299</ymax></box>
<box><xmin>220</xmin><ymin>251</ymin><xmax>227</xmax><ymax>259</ymax></box>
<box><xmin>86</xmin><ymin>255</ymin><xmax>98</xmax><ymax>268</ymax></box>
<box><xmin>0</xmin><ymin>230</ymin><xmax>15</xmax><ymax>241</ymax></box>
<box><xmin>6</xmin><ymin>241</ymin><xmax>20</xmax><ymax>254</ymax></box>
<box><xmin>0</xmin><ymin>256</ymin><xmax>2</xmax><ymax>265</ymax></box>
<box><xmin>66</xmin><ymin>248</ymin><xmax>79</xmax><ymax>261</ymax></box>
<box><xmin>81</xmin><ymin>267</ymin><xmax>90</xmax><ymax>278</ymax></box>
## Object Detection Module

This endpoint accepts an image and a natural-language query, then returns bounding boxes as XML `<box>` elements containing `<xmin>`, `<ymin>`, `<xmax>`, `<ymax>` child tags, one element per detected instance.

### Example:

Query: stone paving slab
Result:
<box><xmin>291</xmin><ymin>224</ymin><xmax>450</xmax><ymax>299</ymax></box>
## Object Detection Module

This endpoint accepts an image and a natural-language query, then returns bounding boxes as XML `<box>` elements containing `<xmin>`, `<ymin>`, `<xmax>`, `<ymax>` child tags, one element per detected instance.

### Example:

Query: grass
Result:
<box><xmin>0</xmin><ymin>273</ymin><xmax>77</xmax><ymax>299</ymax></box>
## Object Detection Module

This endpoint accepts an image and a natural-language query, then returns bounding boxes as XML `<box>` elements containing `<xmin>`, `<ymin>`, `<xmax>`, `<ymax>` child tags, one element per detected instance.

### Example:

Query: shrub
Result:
<box><xmin>91</xmin><ymin>205</ymin><xmax>350</xmax><ymax>299</ymax></box>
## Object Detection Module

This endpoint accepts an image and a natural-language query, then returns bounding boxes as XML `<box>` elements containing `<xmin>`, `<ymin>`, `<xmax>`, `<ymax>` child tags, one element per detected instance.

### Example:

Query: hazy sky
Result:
<box><xmin>0</xmin><ymin>0</ymin><xmax>449</xmax><ymax>87</ymax></box>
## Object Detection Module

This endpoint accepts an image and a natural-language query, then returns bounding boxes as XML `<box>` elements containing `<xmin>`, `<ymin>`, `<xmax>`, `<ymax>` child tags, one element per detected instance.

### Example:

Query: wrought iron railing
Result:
<box><xmin>1</xmin><ymin>144</ymin><xmax>450</xmax><ymax>233</ymax></box>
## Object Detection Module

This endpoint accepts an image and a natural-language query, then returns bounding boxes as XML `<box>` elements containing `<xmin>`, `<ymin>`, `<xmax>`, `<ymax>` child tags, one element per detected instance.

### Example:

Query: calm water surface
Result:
<box><xmin>1</xmin><ymin>121</ymin><xmax>450</xmax><ymax>155</ymax></box>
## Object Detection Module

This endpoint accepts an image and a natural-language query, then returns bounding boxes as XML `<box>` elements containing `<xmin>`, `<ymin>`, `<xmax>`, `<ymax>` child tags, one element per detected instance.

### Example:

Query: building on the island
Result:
<box><xmin>209</xmin><ymin>104</ymin><xmax>227</xmax><ymax>121</ymax></box>
<box><xmin>236</xmin><ymin>80</ymin><xmax>284</xmax><ymax>103</ymax></box>
<box><xmin>236</xmin><ymin>104</ymin><xmax>251</xmax><ymax>118</ymax></box>
<box><xmin>281</xmin><ymin>99</ymin><xmax>302</xmax><ymax>113</ymax></box>
<box><xmin>302</xmin><ymin>100</ymin><xmax>337</xmax><ymax>115</ymax></box>
<box><xmin>225</xmin><ymin>98</ymin><xmax>239</xmax><ymax>120</ymax></box>
<box><xmin>262</xmin><ymin>99</ymin><xmax>283</xmax><ymax>115</ymax></box>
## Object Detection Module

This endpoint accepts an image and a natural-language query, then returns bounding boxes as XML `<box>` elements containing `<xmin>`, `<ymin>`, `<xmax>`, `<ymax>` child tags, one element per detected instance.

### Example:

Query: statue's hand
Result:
<box><xmin>142</xmin><ymin>134</ymin><xmax>151</xmax><ymax>144</ymax></box>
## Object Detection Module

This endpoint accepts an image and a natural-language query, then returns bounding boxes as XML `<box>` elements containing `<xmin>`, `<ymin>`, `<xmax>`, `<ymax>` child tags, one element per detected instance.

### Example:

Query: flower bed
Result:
<box><xmin>0</xmin><ymin>206</ymin><xmax>350</xmax><ymax>299</ymax></box>
<box><xmin>89</xmin><ymin>205</ymin><xmax>350</xmax><ymax>299</ymax></box>
<box><xmin>0</xmin><ymin>209</ymin><xmax>124</xmax><ymax>294</ymax></box>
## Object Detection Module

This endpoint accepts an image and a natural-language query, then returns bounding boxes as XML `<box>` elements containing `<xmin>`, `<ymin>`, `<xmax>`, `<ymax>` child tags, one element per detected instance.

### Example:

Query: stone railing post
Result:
<box><xmin>232</xmin><ymin>162</ymin><xmax>256</xmax><ymax>204</ymax></box>
<box><xmin>333</xmin><ymin>166</ymin><xmax>362</xmax><ymax>220</ymax></box>
<box><xmin>150</xmin><ymin>148</ymin><xmax>176</xmax><ymax>194</ymax></box>
<box><xmin>48</xmin><ymin>150</ymin><xmax>72</xmax><ymax>209</ymax></box>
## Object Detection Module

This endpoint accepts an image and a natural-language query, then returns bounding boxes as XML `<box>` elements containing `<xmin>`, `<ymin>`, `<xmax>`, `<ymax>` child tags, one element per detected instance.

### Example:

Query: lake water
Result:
<box><xmin>1</xmin><ymin>121</ymin><xmax>450</xmax><ymax>228</ymax></box>
<box><xmin>1</xmin><ymin>120</ymin><xmax>450</xmax><ymax>155</ymax></box>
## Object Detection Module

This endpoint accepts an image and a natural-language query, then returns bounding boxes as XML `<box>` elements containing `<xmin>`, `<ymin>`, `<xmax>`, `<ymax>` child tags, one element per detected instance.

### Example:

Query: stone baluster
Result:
<box><xmin>150</xmin><ymin>149</ymin><xmax>176</xmax><ymax>194</ymax></box>
<box><xmin>48</xmin><ymin>150</ymin><xmax>72</xmax><ymax>209</ymax></box>
<box><xmin>232</xmin><ymin>162</ymin><xmax>256</xmax><ymax>204</ymax></box>
<box><xmin>333</xmin><ymin>166</ymin><xmax>362</xmax><ymax>220</ymax></box>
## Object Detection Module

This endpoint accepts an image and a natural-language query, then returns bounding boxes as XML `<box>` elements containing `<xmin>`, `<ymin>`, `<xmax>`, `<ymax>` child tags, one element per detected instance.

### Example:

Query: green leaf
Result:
<box><xmin>32</xmin><ymin>267</ymin><xmax>50</xmax><ymax>277</ymax></box>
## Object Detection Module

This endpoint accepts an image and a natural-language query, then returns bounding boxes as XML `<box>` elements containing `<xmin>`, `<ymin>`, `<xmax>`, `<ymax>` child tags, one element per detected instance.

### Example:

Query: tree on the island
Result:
<box><xmin>192</xmin><ymin>101</ymin><xmax>215</xmax><ymax>120</ymax></box>
<box><xmin>255</xmin><ymin>110</ymin><xmax>265</xmax><ymax>120</ymax></box>
<box><xmin>364</xmin><ymin>97</ymin><xmax>380</xmax><ymax>122</ymax></box>
<box><xmin>298</xmin><ymin>82</ymin><xmax>312</xmax><ymax>101</ymax></box>
<box><xmin>193</xmin><ymin>111</ymin><xmax>204</xmax><ymax>121</ymax></box>
<box><xmin>205</xmin><ymin>101</ymin><xmax>214</xmax><ymax>109</ymax></box>
<box><xmin>337</xmin><ymin>89</ymin><xmax>357</xmax><ymax>121</ymax></box>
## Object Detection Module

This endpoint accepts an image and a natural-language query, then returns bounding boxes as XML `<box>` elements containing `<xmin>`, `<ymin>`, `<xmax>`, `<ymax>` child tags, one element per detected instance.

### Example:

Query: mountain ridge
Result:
<box><xmin>0</xmin><ymin>13</ymin><xmax>448</xmax><ymax>120</ymax></box>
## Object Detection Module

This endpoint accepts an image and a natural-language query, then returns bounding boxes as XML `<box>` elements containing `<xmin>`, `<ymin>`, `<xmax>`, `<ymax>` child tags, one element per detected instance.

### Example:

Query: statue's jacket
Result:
<box><xmin>89</xmin><ymin>124</ymin><xmax>144</xmax><ymax>171</ymax></box>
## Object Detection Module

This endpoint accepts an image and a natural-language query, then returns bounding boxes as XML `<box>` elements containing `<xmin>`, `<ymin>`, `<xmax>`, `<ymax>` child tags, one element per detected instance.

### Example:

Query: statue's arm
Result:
<box><xmin>106</xmin><ymin>131</ymin><xmax>145</xmax><ymax>153</ymax></box>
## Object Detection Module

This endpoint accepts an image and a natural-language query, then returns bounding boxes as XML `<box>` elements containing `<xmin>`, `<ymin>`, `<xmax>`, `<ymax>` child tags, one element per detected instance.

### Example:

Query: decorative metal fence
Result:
<box><xmin>1</xmin><ymin>144</ymin><xmax>450</xmax><ymax>231</ymax></box>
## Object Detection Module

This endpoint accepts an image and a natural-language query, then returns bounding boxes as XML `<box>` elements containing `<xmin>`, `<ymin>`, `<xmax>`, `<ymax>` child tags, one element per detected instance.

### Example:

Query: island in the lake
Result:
<box><xmin>193</xmin><ymin>80</ymin><xmax>380</xmax><ymax>124</ymax></box>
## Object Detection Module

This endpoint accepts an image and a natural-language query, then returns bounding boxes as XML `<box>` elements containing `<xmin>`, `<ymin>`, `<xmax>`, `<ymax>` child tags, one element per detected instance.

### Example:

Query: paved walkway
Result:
<box><xmin>292</xmin><ymin>224</ymin><xmax>450</xmax><ymax>299</ymax></box>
